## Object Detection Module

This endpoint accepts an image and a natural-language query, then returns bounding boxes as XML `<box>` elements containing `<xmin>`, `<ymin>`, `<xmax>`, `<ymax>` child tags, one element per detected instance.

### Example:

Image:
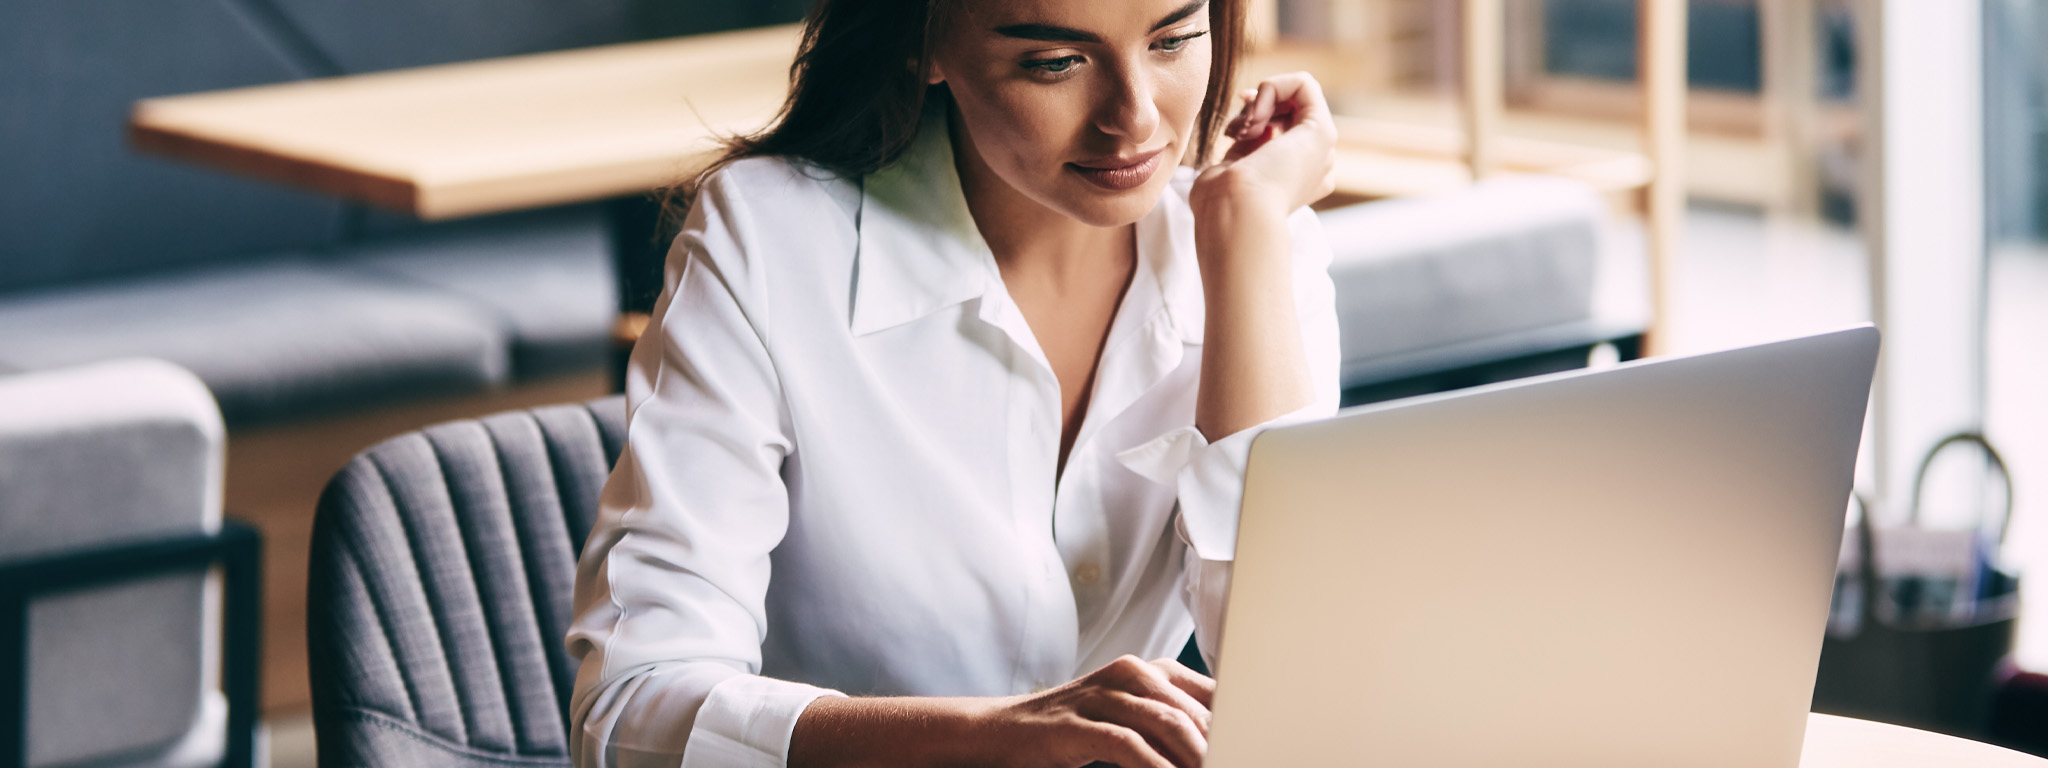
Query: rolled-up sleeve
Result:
<box><xmin>1115</xmin><ymin>205</ymin><xmax>1342</xmax><ymax>671</ymax></box>
<box><xmin>566</xmin><ymin>171</ymin><xmax>841</xmax><ymax>768</ymax></box>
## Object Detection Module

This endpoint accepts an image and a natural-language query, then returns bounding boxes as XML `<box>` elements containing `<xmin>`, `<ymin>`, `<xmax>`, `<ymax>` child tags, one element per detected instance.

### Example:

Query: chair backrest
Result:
<box><xmin>308</xmin><ymin>396</ymin><xmax>625</xmax><ymax>767</ymax></box>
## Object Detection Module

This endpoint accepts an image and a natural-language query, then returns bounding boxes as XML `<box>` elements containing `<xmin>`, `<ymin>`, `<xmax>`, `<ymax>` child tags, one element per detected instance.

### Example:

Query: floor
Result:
<box><xmin>269</xmin><ymin>716</ymin><xmax>315</xmax><ymax>768</ymax></box>
<box><xmin>256</xmin><ymin>203</ymin><xmax>2048</xmax><ymax>765</ymax></box>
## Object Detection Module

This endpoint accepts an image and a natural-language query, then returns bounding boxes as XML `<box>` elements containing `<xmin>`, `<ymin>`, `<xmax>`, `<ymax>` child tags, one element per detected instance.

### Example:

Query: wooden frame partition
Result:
<box><xmin>1639</xmin><ymin>0</ymin><xmax>1688</xmax><ymax>354</ymax></box>
<box><xmin>1460</xmin><ymin>0</ymin><xmax>1687</xmax><ymax>353</ymax></box>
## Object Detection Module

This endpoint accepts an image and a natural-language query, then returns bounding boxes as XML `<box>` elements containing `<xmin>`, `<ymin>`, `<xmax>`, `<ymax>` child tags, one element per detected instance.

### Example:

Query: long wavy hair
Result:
<box><xmin>669</xmin><ymin>0</ymin><xmax>1247</xmax><ymax>213</ymax></box>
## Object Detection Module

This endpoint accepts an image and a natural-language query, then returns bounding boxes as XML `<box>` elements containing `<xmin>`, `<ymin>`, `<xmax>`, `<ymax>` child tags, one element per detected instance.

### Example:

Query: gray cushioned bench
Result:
<box><xmin>1319</xmin><ymin>175</ymin><xmax>1649</xmax><ymax>405</ymax></box>
<box><xmin>0</xmin><ymin>208</ymin><xmax>612</xmax><ymax>426</ymax></box>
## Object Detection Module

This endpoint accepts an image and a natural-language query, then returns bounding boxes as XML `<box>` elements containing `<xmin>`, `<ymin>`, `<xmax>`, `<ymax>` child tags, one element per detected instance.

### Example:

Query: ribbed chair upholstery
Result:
<box><xmin>308</xmin><ymin>396</ymin><xmax>626</xmax><ymax>767</ymax></box>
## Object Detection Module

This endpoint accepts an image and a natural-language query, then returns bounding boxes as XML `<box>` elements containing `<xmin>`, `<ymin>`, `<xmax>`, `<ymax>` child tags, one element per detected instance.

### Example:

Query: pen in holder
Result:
<box><xmin>1812</xmin><ymin>432</ymin><xmax>2018</xmax><ymax>739</ymax></box>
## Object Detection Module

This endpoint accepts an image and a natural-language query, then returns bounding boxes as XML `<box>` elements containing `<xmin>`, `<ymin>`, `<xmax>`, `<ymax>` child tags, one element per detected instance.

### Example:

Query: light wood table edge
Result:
<box><xmin>127</xmin><ymin>111</ymin><xmax>420</xmax><ymax>214</ymax></box>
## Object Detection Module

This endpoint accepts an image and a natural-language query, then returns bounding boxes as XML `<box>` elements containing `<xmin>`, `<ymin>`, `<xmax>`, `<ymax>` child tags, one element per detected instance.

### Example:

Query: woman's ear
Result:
<box><xmin>923</xmin><ymin>58</ymin><xmax>948</xmax><ymax>86</ymax></box>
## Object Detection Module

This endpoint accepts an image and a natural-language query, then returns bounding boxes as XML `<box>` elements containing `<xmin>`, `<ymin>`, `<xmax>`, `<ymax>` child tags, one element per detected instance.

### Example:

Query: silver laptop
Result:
<box><xmin>1206</xmin><ymin>325</ymin><xmax>1879</xmax><ymax>767</ymax></box>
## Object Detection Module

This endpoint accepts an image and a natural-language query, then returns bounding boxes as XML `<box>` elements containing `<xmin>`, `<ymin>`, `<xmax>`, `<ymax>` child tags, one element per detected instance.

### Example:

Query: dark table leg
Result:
<box><xmin>605</xmin><ymin>194</ymin><xmax>674</xmax><ymax>393</ymax></box>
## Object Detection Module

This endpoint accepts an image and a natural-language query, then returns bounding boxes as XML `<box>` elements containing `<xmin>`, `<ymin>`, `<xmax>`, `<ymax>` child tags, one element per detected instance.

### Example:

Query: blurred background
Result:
<box><xmin>3</xmin><ymin>0</ymin><xmax>2045</xmax><ymax>765</ymax></box>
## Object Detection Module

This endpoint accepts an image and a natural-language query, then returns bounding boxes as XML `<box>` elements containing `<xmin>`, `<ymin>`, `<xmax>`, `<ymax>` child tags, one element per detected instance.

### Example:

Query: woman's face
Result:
<box><xmin>929</xmin><ymin>0</ymin><xmax>1213</xmax><ymax>228</ymax></box>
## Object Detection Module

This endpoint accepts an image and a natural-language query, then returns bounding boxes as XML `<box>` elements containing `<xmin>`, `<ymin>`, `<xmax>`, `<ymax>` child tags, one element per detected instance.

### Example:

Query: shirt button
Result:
<box><xmin>1075</xmin><ymin>563</ymin><xmax>1103</xmax><ymax>584</ymax></box>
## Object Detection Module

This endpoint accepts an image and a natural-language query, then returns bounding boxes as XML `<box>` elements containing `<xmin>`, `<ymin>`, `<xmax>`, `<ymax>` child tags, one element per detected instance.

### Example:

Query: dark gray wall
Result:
<box><xmin>0</xmin><ymin>0</ymin><xmax>343</xmax><ymax>294</ymax></box>
<box><xmin>262</xmin><ymin>0</ymin><xmax>808</xmax><ymax>74</ymax></box>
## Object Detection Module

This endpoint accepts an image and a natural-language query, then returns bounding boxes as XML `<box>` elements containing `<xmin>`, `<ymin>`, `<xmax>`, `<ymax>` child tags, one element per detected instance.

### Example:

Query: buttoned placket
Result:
<box><xmin>975</xmin><ymin>273</ymin><xmax>1079</xmax><ymax>693</ymax></box>
<box><xmin>972</xmin><ymin>200</ymin><xmax>1194</xmax><ymax>686</ymax></box>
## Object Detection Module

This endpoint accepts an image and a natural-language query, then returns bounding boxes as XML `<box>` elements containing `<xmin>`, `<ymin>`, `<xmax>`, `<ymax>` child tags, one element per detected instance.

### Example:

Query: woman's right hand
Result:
<box><xmin>790</xmin><ymin>655</ymin><xmax>1216</xmax><ymax>767</ymax></box>
<box><xmin>969</xmin><ymin>655</ymin><xmax>1216</xmax><ymax>768</ymax></box>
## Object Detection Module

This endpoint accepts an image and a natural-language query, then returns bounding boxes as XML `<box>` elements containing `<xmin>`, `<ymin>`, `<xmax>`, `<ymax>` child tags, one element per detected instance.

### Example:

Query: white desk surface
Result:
<box><xmin>1802</xmin><ymin>713</ymin><xmax>2043</xmax><ymax>766</ymax></box>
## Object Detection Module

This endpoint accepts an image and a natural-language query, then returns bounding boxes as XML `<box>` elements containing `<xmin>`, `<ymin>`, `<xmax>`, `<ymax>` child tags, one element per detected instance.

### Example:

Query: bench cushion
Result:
<box><xmin>334</xmin><ymin>207</ymin><xmax>616</xmax><ymax>378</ymax></box>
<box><xmin>0</xmin><ymin>261</ymin><xmax>509</xmax><ymax>426</ymax></box>
<box><xmin>1317</xmin><ymin>175</ymin><xmax>1626</xmax><ymax>388</ymax></box>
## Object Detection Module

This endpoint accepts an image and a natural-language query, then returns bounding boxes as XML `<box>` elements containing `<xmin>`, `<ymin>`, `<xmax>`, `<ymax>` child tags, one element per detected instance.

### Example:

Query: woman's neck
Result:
<box><xmin>949</xmin><ymin>110</ymin><xmax>1133</xmax><ymax>290</ymax></box>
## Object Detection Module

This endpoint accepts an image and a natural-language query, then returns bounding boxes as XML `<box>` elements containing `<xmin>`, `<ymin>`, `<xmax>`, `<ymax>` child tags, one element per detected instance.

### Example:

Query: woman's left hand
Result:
<box><xmin>1191</xmin><ymin>72</ymin><xmax>1339</xmax><ymax>219</ymax></box>
<box><xmin>1182</xmin><ymin>73</ymin><xmax>1329</xmax><ymax>442</ymax></box>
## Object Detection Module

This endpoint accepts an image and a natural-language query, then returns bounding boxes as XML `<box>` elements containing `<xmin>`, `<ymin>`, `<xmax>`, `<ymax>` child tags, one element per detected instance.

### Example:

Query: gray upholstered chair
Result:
<box><xmin>307</xmin><ymin>396</ymin><xmax>624</xmax><ymax>767</ymax></box>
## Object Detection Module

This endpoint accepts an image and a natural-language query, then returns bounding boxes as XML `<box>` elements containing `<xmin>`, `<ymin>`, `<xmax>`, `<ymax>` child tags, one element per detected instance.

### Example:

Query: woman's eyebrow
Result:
<box><xmin>993</xmin><ymin>0</ymin><xmax>1209</xmax><ymax>43</ymax></box>
<box><xmin>994</xmin><ymin>23</ymin><xmax>1099</xmax><ymax>43</ymax></box>
<box><xmin>1148</xmin><ymin>0</ymin><xmax>1209</xmax><ymax>32</ymax></box>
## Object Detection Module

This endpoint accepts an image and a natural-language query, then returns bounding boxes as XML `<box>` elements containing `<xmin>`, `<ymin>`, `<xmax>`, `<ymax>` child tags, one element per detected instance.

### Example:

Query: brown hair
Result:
<box><xmin>668</xmin><ymin>0</ymin><xmax>1247</xmax><ymax>215</ymax></box>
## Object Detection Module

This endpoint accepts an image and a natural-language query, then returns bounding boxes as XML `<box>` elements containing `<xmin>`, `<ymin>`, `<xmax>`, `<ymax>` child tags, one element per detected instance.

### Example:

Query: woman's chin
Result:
<box><xmin>1055</xmin><ymin>175</ymin><xmax>1172</xmax><ymax>228</ymax></box>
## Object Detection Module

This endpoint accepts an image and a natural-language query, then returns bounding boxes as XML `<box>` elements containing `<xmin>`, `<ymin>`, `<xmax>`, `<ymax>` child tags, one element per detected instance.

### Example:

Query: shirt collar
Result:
<box><xmin>1140</xmin><ymin>172</ymin><xmax>1206</xmax><ymax>346</ymax></box>
<box><xmin>851</xmin><ymin>106</ymin><xmax>995</xmax><ymax>337</ymax></box>
<box><xmin>850</xmin><ymin>105</ymin><xmax>1206</xmax><ymax>346</ymax></box>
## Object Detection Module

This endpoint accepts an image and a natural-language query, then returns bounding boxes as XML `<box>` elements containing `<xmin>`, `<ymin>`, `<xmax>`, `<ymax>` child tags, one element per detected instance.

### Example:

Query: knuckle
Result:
<box><xmin>1114</xmin><ymin>727</ymin><xmax>1149</xmax><ymax>751</ymax></box>
<box><xmin>1090</xmin><ymin>721</ymin><xmax>1140</xmax><ymax>748</ymax></box>
<box><xmin>1151</xmin><ymin>700</ymin><xmax>1193</xmax><ymax>728</ymax></box>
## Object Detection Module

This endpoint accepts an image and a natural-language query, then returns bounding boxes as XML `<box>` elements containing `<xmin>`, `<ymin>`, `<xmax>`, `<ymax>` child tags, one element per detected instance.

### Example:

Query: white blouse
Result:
<box><xmin>566</xmin><ymin>111</ymin><xmax>1341</xmax><ymax>768</ymax></box>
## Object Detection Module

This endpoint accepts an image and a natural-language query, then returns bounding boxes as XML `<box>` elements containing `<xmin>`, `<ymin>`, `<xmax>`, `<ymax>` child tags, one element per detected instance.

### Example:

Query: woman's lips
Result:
<box><xmin>1067</xmin><ymin>147</ymin><xmax>1166</xmax><ymax>191</ymax></box>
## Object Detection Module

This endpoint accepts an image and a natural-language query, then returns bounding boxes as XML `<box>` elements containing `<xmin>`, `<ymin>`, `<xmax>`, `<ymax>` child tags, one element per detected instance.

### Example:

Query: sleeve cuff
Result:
<box><xmin>680</xmin><ymin>674</ymin><xmax>844</xmax><ymax>768</ymax></box>
<box><xmin>1115</xmin><ymin>403</ymin><xmax>1327</xmax><ymax>562</ymax></box>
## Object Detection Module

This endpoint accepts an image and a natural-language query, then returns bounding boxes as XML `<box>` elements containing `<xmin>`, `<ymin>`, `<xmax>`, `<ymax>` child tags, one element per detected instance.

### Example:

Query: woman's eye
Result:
<box><xmin>1157</xmin><ymin>30</ymin><xmax>1208</xmax><ymax>53</ymax></box>
<box><xmin>1026</xmin><ymin>56</ymin><xmax>1082</xmax><ymax>74</ymax></box>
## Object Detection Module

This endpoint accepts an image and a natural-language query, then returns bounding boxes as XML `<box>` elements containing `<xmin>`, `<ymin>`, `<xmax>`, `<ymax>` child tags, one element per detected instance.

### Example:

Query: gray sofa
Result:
<box><xmin>0</xmin><ymin>0</ymin><xmax>805</xmax><ymax>427</ymax></box>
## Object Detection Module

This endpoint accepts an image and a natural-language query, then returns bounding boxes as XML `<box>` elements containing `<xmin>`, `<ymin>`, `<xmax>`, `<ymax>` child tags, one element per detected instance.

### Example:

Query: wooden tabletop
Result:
<box><xmin>129</xmin><ymin>27</ymin><xmax>1650</xmax><ymax>221</ymax></box>
<box><xmin>130</xmin><ymin>24</ymin><xmax>800</xmax><ymax>220</ymax></box>
<box><xmin>1802</xmin><ymin>714</ymin><xmax>2044</xmax><ymax>766</ymax></box>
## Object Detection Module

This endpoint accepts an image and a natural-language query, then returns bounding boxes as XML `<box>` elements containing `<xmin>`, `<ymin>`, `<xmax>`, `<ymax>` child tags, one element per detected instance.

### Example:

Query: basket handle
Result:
<box><xmin>1905</xmin><ymin>432</ymin><xmax>2014</xmax><ymax>543</ymax></box>
<box><xmin>1850</xmin><ymin>432</ymin><xmax>2015</xmax><ymax>628</ymax></box>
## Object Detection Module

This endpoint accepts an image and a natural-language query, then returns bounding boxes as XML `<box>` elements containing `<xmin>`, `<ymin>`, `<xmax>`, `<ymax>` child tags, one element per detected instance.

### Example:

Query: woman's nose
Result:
<box><xmin>1096</xmin><ymin>64</ymin><xmax>1160</xmax><ymax>144</ymax></box>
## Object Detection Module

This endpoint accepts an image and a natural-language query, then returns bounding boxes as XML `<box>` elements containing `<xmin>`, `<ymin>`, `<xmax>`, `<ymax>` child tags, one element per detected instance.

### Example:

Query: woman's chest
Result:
<box><xmin>765</xmin><ymin>299</ymin><xmax>1200</xmax><ymax>549</ymax></box>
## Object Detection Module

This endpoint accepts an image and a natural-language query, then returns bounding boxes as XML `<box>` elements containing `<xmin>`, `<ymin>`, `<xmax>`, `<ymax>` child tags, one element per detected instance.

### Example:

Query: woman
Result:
<box><xmin>568</xmin><ymin>0</ymin><xmax>1340</xmax><ymax>764</ymax></box>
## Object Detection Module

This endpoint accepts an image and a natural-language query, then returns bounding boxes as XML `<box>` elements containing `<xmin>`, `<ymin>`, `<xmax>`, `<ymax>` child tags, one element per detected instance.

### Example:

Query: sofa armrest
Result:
<box><xmin>0</xmin><ymin>521</ymin><xmax>262</xmax><ymax>768</ymax></box>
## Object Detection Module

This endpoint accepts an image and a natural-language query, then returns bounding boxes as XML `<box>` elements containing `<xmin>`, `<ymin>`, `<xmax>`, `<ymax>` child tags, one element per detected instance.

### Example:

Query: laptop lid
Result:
<box><xmin>1206</xmin><ymin>325</ymin><xmax>1879</xmax><ymax>767</ymax></box>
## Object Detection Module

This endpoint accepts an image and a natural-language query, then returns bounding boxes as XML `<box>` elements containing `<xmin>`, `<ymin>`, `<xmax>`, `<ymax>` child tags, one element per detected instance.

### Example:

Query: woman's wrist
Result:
<box><xmin>789</xmin><ymin>694</ymin><xmax>1003</xmax><ymax>768</ymax></box>
<box><xmin>1190</xmin><ymin>165</ymin><xmax>1292</xmax><ymax>229</ymax></box>
<box><xmin>1192</xmin><ymin>188</ymin><xmax>1293</xmax><ymax>293</ymax></box>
